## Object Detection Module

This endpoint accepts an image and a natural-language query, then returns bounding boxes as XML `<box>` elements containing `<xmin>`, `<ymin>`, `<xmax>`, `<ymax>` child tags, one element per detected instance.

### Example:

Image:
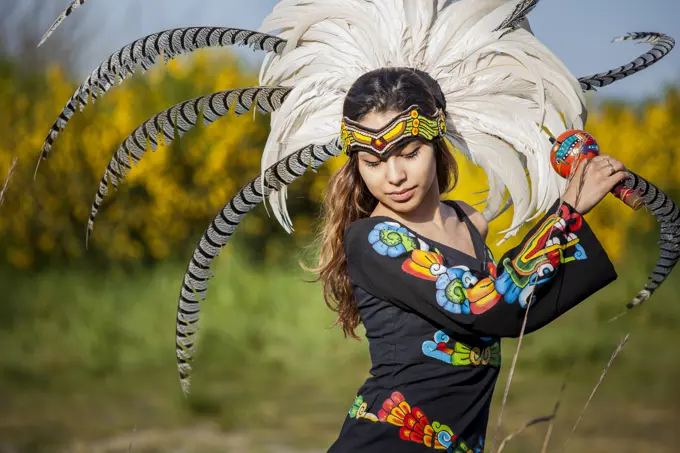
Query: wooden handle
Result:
<box><xmin>612</xmin><ymin>183</ymin><xmax>643</xmax><ymax>210</ymax></box>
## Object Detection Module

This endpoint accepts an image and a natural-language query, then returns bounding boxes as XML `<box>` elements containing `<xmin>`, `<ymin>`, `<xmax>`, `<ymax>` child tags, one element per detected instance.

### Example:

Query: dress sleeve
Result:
<box><xmin>344</xmin><ymin>200</ymin><xmax>618</xmax><ymax>338</ymax></box>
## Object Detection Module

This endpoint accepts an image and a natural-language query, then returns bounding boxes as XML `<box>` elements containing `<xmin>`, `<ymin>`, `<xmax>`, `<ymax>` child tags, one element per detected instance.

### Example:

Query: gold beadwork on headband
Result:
<box><xmin>340</xmin><ymin>105</ymin><xmax>446</xmax><ymax>158</ymax></box>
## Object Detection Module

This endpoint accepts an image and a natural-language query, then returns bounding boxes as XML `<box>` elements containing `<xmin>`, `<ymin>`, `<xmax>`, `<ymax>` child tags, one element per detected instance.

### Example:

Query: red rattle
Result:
<box><xmin>549</xmin><ymin>130</ymin><xmax>643</xmax><ymax>211</ymax></box>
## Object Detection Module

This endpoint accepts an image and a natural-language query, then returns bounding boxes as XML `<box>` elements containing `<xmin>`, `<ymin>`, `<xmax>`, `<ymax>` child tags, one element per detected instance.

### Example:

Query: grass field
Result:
<box><xmin>1</xmin><ymin>241</ymin><xmax>679</xmax><ymax>453</ymax></box>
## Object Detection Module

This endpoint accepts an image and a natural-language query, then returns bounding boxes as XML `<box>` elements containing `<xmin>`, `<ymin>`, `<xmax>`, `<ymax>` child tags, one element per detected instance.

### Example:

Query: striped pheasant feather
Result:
<box><xmin>620</xmin><ymin>172</ymin><xmax>680</xmax><ymax>309</ymax></box>
<box><xmin>38</xmin><ymin>0</ymin><xmax>90</xmax><ymax>47</ymax></box>
<box><xmin>176</xmin><ymin>139</ymin><xmax>341</xmax><ymax>395</ymax></box>
<box><xmin>579</xmin><ymin>32</ymin><xmax>676</xmax><ymax>91</ymax></box>
<box><xmin>494</xmin><ymin>0</ymin><xmax>539</xmax><ymax>32</ymax></box>
<box><xmin>87</xmin><ymin>86</ymin><xmax>292</xmax><ymax>246</ymax></box>
<box><xmin>31</xmin><ymin>0</ymin><xmax>678</xmax><ymax>397</ymax></box>
<box><xmin>38</xmin><ymin>27</ymin><xmax>287</xmax><ymax>174</ymax></box>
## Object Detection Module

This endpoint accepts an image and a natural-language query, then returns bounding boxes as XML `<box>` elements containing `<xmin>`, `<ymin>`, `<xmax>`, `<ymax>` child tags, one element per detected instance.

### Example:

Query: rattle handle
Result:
<box><xmin>612</xmin><ymin>182</ymin><xmax>643</xmax><ymax>211</ymax></box>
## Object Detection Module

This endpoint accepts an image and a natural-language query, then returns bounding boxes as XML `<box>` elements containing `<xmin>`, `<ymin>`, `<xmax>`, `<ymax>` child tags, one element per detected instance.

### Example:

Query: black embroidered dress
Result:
<box><xmin>327</xmin><ymin>200</ymin><xmax>617</xmax><ymax>453</ymax></box>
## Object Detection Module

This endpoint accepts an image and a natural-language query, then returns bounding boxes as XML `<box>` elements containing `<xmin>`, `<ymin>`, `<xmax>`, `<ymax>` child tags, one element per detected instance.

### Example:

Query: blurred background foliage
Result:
<box><xmin>0</xmin><ymin>51</ymin><xmax>327</xmax><ymax>270</ymax></box>
<box><xmin>3</xmin><ymin>47</ymin><xmax>680</xmax><ymax>269</ymax></box>
<box><xmin>1</xmin><ymin>4</ymin><xmax>679</xmax><ymax>453</ymax></box>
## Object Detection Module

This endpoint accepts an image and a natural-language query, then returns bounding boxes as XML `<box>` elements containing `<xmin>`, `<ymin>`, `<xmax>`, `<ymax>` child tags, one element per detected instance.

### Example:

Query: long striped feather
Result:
<box><xmin>87</xmin><ymin>86</ymin><xmax>292</xmax><ymax>246</ymax></box>
<box><xmin>578</xmin><ymin>32</ymin><xmax>675</xmax><ymax>91</ymax></box>
<box><xmin>38</xmin><ymin>0</ymin><xmax>90</xmax><ymax>47</ymax></box>
<box><xmin>37</xmin><ymin>27</ymin><xmax>287</xmax><ymax>174</ymax></box>
<box><xmin>176</xmin><ymin>139</ymin><xmax>341</xmax><ymax>395</ymax></box>
<box><xmin>621</xmin><ymin>172</ymin><xmax>680</xmax><ymax>309</ymax></box>
<box><xmin>494</xmin><ymin>0</ymin><xmax>539</xmax><ymax>32</ymax></box>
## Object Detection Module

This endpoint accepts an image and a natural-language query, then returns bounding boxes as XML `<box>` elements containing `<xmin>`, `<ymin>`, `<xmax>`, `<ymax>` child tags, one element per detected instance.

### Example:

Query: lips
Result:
<box><xmin>388</xmin><ymin>187</ymin><xmax>416</xmax><ymax>196</ymax></box>
<box><xmin>387</xmin><ymin>187</ymin><xmax>416</xmax><ymax>202</ymax></box>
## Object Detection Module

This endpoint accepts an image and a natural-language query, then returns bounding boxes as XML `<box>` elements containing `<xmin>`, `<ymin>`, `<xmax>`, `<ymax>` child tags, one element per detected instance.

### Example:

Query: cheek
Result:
<box><xmin>430</xmin><ymin>156</ymin><xmax>439</xmax><ymax>187</ymax></box>
<box><xmin>415</xmin><ymin>149</ymin><xmax>438</xmax><ymax>186</ymax></box>
<box><xmin>358</xmin><ymin>166</ymin><xmax>382</xmax><ymax>197</ymax></box>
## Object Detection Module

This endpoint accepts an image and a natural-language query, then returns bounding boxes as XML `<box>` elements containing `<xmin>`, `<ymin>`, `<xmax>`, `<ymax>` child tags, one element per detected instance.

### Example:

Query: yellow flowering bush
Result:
<box><xmin>0</xmin><ymin>50</ymin><xmax>678</xmax><ymax>269</ymax></box>
<box><xmin>0</xmin><ymin>52</ymin><xmax>323</xmax><ymax>269</ymax></box>
<box><xmin>584</xmin><ymin>90</ymin><xmax>680</xmax><ymax>258</ymax></box>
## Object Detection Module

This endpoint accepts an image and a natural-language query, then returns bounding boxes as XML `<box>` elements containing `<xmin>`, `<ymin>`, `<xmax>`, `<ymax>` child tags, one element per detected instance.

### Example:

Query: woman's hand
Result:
<box><xmin>562</xmin><ymin>154</ymin><xmax>629</xmax><ymax>215</ymax></box>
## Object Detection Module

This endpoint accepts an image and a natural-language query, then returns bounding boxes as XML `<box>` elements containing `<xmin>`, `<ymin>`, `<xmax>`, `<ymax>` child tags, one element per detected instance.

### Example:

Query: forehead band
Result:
<box><xmin>341</xmin><ymin>105</ymin><xmax>446</xmax><ymax>158</ymax></box>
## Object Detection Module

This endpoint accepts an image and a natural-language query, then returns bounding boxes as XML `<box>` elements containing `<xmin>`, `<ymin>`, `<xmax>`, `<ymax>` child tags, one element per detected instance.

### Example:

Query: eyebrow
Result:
<box><xmin>396</xmin><ymin>140</ymin><xmax>421</xmax><ymax>154</ymax></box>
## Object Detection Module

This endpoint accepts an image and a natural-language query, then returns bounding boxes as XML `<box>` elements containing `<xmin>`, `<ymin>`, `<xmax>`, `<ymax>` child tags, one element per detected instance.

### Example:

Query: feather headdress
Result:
<box><xmin>37</xmin><ymin>0</ymin><xmax>674</xmax><ymax>393</ymax></box>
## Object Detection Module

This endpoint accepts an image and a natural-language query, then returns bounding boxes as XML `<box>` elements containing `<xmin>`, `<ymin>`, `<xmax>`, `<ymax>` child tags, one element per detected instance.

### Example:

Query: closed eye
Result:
<box><xmin>403</xmin><ymin>148</ymin><xmax>420</xmax><ymax>160</ymax></box>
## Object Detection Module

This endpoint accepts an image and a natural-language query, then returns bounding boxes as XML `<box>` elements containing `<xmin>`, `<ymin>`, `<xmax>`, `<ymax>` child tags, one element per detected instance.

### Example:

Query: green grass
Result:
<box><xmin>1</xmin><ymin>243</ymin><xmax>679</xmax><ymax>452</ymax></box>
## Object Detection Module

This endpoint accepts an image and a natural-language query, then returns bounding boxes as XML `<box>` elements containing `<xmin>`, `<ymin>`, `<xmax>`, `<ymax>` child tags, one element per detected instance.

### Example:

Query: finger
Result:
<box><xmin>594</xmin><ymin>155</ymin><xmax>614</xmax><ymax>165</ymax></box>
<box><xmin>588</xmin><ymin>160</ymin><xmax>615</xmax><ymax>177</ymax></box>
<box><xmin>605</xmin><ymin>170</ymin><xmax>630</xmax><ymax>190</ymax></box>
<box><xmin>594</xmin><ymin>158</ymin><xmax>626</xmax><ymax>177</ymax></box>
<box><xmin>592</xmin><ymin>161</ymin><xmax>613</xmax><ymax>174</ymax></box>
<box><xmin>604</xmin><ymin>162</ymin><xmax>619</xmax><ymax>176</ymax></box>
<box><xmin>598</xmin><ymin>155</ymin><xmax>626</xmax><ymax>171</ymax></box>
<box><xmin>609</xmin><ymin>159</ymin><xmax>626</xmax><ymax>173</ymax></box>
<box><xmin>592</xmin><ymin>156</ymin><xmax>613</xmax><ymax>167</ymax></box>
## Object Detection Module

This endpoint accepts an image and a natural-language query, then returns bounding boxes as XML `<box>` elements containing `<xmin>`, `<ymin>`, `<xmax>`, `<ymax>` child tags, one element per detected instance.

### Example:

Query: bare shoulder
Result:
<box><xmin>454</xmin><ymin>200</ymin><xmax>489</xmax><ymax>241</ymax></box>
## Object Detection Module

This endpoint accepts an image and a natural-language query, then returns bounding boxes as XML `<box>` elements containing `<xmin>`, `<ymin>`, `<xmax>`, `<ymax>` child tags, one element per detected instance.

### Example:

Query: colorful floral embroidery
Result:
<box><xmin>375</xmin><ymin>392</ymin><xmax>483</xmax><ymax>452</ymax></box>
<box><xmin>403</xmin><ymin>249</ymin><xmax>447</xmax><ymax>281</ymax></box>
<box><xmin>350</xmin><ymin>392</ymin><xmax>485</xmax><ymax>452</ymax></box>
<box><xmin>378</xmin><ymin>391</ymin><xmax>456</xmax><ymax>450</ymax></box>
<box><xmin>453</xmin><ymin>437</ymin><xmax>484</xmax><ymax>453</ymax></box>
<box><xmin>435</xmin><ymin>265</ymin><xmax>500</xmax><ymax>314</ymax></box>
<box><xmin>366</xmin><ymin>204</ymin><xmax>588</xmax><ymax>314</ymax></box>
<box><xmin>366</xmin><ymin>224</ymin><xmax>503</xmax><ymax>315</ymax></box>
<box><xmin>475</xmin><ymin>438</ymin><xmax>484</xmax><ymax>453</ymax></box>
<box><xmin>435</xmin><ymin>267</ymin><xmax>471</xmax><ymax>314</ymax></box>
<box><xmin>368</xmin><ymin>221</ymin><xmax>428</xmax><ymax>257</ymax></box>
<box><xmin>422</xmin><ymin>331</ymin><xmax>501</xmax><ymax>367</ymax></box>
<box><xmin>485</xmin><ymin>247</ymin><xmax>498</xmax><ymax>278</ymax></box>
<box><xmin>348</xmin><ymin>395</ymin><xmax>379</xmax><ymax>422</ymax></box>
<box><xmin>467</xmin><ymin>276</ymin><xmax>502</xmax><ymax>314</ymax></box>
<box><xmin>494</xmin><ymin>204</ymin><xmax>587</xmax><ymax>308</ymax></box>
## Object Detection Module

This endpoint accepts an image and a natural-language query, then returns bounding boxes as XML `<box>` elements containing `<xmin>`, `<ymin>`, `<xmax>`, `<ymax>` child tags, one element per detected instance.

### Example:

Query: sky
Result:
<box><xmin>33</xmin><ymin>0</ymin><xmax>680</xmax><ymax>101</ymax></box>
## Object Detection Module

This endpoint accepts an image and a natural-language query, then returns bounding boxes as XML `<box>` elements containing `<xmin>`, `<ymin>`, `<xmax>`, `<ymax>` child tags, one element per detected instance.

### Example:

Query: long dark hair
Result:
<box><xmin>310</xmin><ymin>68</ymin><xmax>459</xmax><ymax>339</ymax></box>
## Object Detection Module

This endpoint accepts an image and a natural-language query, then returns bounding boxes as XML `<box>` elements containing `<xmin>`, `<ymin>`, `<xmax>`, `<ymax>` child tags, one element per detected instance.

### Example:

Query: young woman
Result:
<box><xmin>319</xmin><ymin>68</ymin><xmax>622</xmax><ymax>452</ymax></box>
<box><xmin>38</xmin><ymin>1</ymin><xmax>674</xmax><ymax>451</ymax></box>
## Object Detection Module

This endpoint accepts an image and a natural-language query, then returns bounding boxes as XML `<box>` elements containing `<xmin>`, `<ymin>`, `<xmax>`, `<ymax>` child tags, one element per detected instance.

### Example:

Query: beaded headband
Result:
<box><xmin>341</xmin><ymin>105</ymin><xmax>447</xmax><ymax>158</ymax></box>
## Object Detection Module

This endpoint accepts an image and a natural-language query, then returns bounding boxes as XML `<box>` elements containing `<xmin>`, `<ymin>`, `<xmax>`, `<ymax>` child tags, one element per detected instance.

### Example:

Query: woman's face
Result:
<box><xmin>356</xmin><ymin>109</ymin><xmax>438</xmax><ymax>214</ymax></box>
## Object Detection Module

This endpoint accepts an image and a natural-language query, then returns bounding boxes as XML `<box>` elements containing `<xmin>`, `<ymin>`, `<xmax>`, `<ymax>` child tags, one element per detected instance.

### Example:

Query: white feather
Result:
<box><xmin>256</xmin><ymin>0</ymin><xmax>588</xmax><ymax>236</ymax></box>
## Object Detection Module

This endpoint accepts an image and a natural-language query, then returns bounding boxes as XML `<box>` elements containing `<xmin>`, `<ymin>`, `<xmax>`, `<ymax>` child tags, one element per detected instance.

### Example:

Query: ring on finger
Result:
<box><xmin>605</xmin><ymin>157</ymin><xmax>615</xmax><ymax>175</ymax></box>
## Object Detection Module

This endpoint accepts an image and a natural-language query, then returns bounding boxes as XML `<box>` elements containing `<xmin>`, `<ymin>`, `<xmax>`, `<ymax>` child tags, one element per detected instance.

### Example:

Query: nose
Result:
<box><xmin>385</xmin><ymin>157</ymin><xmax>407</xmax><ymax>186</ymax></box>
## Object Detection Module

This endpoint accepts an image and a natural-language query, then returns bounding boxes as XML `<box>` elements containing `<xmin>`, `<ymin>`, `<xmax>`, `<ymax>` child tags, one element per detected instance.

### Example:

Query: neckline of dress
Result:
<box><xmin>369</xmin><ymin>200</ymin><xmax>488</xmax><ymax>269</ymax></box>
